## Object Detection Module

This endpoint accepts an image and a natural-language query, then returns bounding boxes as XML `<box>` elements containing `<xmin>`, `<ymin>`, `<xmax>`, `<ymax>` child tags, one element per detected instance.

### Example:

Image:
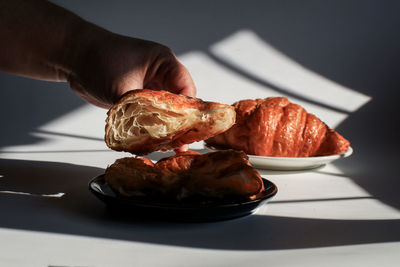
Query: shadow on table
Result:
<box><xmin>0</xmin><ymin>158</ymin><xmax>399</xmax><ymax>251</ymax></box>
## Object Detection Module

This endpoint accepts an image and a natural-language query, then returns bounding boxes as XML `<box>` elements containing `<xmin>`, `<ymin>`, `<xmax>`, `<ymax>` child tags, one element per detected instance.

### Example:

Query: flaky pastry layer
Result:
<box><xmin>105</xmin><ymin>89</ymin><xmax>236</xmax><ymax>155</ymax></box>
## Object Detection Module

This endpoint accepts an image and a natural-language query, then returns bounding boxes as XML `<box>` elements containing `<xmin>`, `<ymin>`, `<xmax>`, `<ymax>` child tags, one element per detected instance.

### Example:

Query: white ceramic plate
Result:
<box><xmin>205</xmin><ymin>145</ymin><xmax>353</xmax><ymax>171</ymax></box>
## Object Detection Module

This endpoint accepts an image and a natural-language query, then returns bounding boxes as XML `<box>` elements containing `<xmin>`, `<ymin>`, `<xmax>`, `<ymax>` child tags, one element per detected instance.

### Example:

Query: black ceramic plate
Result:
<box><xmin>89</xmin><ymin>175</ymin><xmax>277</xmax><ymax>222</ymax></box>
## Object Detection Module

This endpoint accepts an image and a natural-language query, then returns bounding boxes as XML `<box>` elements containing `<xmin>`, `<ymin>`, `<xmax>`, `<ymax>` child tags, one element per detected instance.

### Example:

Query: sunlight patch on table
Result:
<box><xmin>261</xmin><ymin>167</ymin><xmax>372</xmax><ymax>202</ymax></box>
<box><xmin>0</xmin><ymin>191</ymin><xmax>64</xmax><ymax>198</ymax></box>
<box><xmin>260</xmin><ymin>198</ymin><xmax>400</xmax><ymax>220</ymax></box>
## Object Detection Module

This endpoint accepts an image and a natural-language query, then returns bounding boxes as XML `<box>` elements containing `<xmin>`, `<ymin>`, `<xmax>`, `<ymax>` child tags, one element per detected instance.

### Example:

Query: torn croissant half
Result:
<box><xmin>105</xmin><ymin>89</ymin><xmax>236</xmax><ymax>155</ymax></box>
<box><xmin>105</xmin><ymin>150</ymin><xmax>265</xmax><ymax>201</ymax></box>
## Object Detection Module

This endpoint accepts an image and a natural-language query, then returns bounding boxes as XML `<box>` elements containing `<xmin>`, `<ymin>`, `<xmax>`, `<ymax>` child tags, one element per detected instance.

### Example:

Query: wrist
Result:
<box><xmin>62</xmin><ymin>19</ymin><xmax>112</xmax><ymax>82</ymax></box>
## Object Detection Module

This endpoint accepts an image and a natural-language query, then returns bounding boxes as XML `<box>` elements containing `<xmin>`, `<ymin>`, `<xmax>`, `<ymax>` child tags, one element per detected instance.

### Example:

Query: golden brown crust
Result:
<box><xmin>105</xmin><ymin>150</ymin><xmax>264</xmax><ymax>200</ymax></box>
<box><xmin>104</xmin><ymin>157</ymin><xmax>162</xmax><ymax>197</ymax></box>
<box><xmin>105</xmin><ymin>89</ymin><xmax>236</xmax><ymax>155</ymax></box>
<box><xmin>182</xmin><ymin>150</ymin><xmax>264</xmax><ymax>199</ymax></box>
<box><xmin>205</xmin><ymin>97</ymin><xmax>350</xmax><ymax>157</ymax></box>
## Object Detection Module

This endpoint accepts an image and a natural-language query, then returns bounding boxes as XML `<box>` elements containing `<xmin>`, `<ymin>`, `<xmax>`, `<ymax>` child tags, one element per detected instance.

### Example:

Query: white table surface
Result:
<box><xmin>1</xmin><ymin>28</ymin><xmax>399</xmax><ymax>267</ymax></box>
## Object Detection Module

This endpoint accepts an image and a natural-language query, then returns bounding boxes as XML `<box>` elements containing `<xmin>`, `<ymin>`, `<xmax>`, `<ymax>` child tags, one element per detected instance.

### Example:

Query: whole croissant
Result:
<box><xmin>105</xmin><ymin>150</ymin><xmax>264</xmax><ymax>200</ymax></box>
<box><xmin>205</xmin><ymin>97</ymin><xmax>350</xmax><ymax>157</ymax></box>
<box><xmin>105</xmin><ymin>89</ymin><xmax>236</xmax><ymax>155</ymax></box>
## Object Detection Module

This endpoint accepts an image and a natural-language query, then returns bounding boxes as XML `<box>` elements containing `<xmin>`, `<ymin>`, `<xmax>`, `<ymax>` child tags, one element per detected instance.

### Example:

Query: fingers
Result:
<box><xmin>177</xmin><ymin>65</ymin><xmax>197</xmax><ymax>98</ymax></box>
<box><xmin>166</xmin><ymin>61</ymin><xmax>197</xmax><ymax>98</ymax></box>
<box><xmin>68</xmin><ymin>38</ymin><xmax>197</xmax><ymax>112</ymax></box>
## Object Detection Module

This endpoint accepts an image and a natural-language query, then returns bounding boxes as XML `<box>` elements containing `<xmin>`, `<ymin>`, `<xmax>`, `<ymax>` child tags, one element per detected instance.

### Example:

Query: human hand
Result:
<box><xmin>68</xmin><ymin>31</ymin><xmax>196</xmax><ymax>109</ymax></box>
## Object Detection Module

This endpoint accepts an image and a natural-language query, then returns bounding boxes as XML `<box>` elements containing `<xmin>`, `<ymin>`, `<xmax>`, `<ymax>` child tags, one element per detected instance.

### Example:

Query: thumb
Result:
<box><xmin>167</xmin><ymin>62</ymin><xmax>197</xmax><ymax>98</ymax></box>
